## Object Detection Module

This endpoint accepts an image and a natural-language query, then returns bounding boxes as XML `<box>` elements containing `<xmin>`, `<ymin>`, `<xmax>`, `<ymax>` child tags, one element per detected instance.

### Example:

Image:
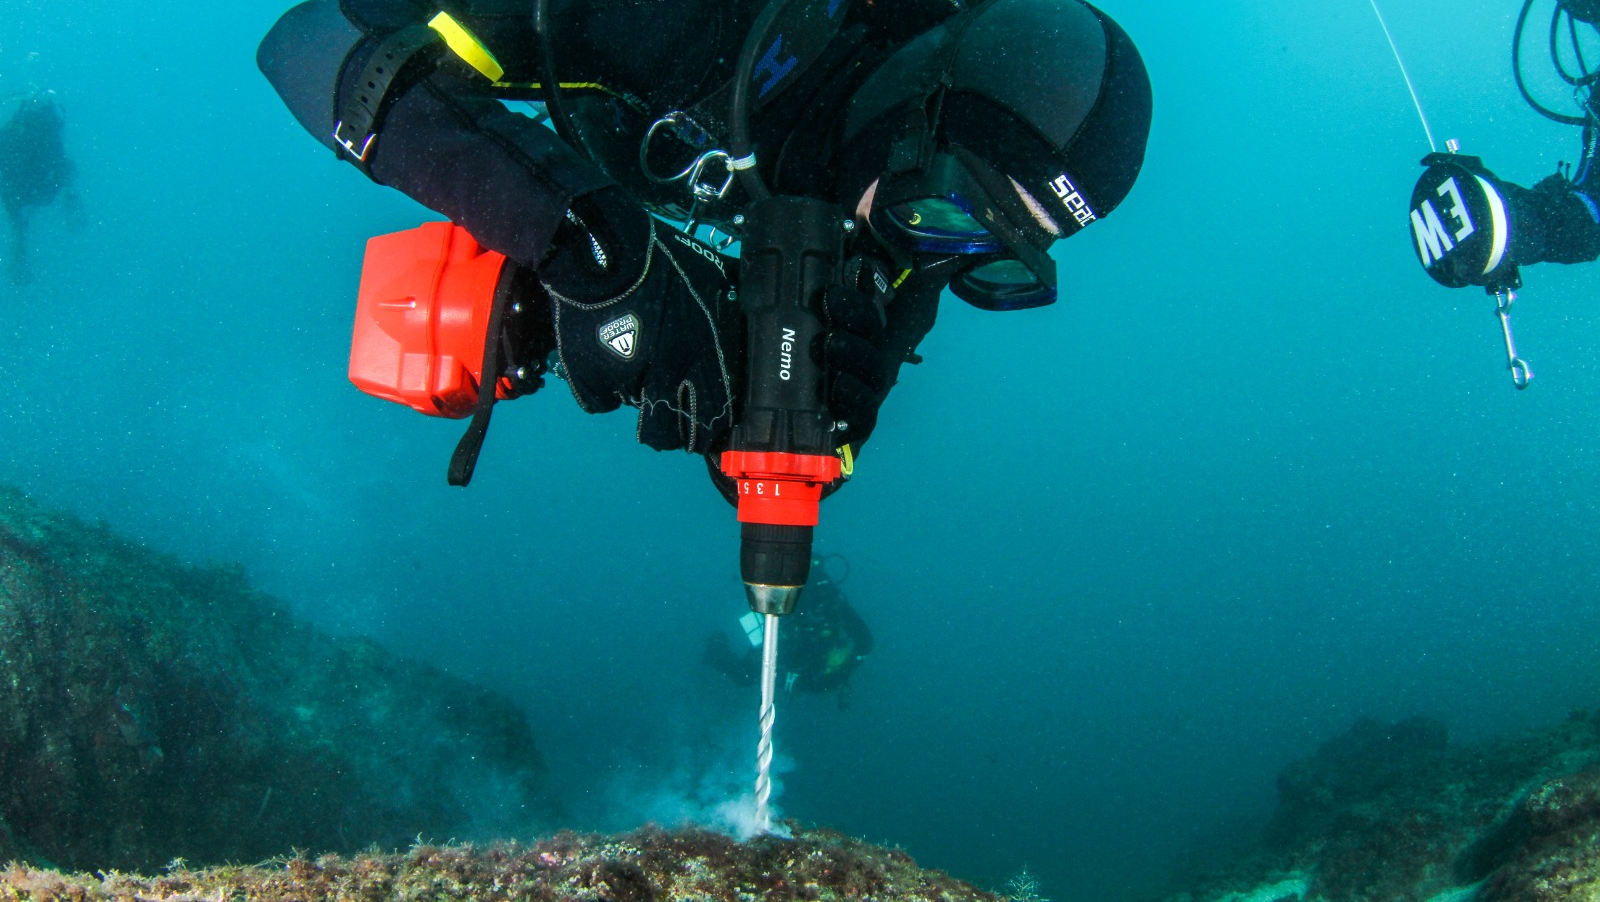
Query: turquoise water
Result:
<box><xmin>3</xmin><ymin>1</ymin><xmax>1598</xmax><ymax>899</ymax></box>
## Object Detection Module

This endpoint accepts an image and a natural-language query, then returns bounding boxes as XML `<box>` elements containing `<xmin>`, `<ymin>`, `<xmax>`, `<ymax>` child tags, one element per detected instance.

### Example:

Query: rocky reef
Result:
<box><xmin>0</xmin><ymin>484</ymin><xmax>555</xmax><ymax>872</ymax></box>
<box><xmin>0</xmin><ymin>825</ymin><xmax>1002</xmax><ymax>901</ymax></box>
<box><xmin>1163</xmin><ymin>713</ymin><xmax>1600</xmax><ymax>902</ymax></box>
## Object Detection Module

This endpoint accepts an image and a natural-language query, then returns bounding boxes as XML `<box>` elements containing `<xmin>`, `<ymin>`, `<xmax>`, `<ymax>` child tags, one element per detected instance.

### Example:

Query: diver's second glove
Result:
<box><xmin>540</xmin><ymin>188</ymin><xmax>743</xmax><ymax>454</ymax></box>
<box><xmin>817</xmin><ymin>255</ymin><xmax>938</xmax><ymax>449</ymax></box>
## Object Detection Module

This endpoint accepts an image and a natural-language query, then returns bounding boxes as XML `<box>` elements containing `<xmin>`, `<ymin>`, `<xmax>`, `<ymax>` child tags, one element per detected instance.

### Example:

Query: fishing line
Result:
<box><xmin>1369</xmin><ymin>0</ymin><xmax>1439</xmax><ymax>151</ymax></box>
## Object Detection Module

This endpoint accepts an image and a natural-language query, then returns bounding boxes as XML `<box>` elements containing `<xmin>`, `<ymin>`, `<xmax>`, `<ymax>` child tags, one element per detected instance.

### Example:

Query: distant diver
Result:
<box><xmin>1410</xmin><ymin>0</ymin><xmax>1600</xmax><ymax>289</ymax></box>
<box><xmin>704</xmin><ymin>555</ymin><xmax>874</xmax><ymax>709</ymax></box>
<box><xmin>0</xmin><ymin>90</ymin><xmax>80</xmax><ymax>285</ymax></box>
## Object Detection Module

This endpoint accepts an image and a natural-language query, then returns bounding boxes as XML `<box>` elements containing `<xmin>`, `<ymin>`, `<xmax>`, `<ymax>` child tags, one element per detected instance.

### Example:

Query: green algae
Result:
<box><xmin>1163</xmin><ymin>713</ymin><xmax>1600</xmax><ymax>902</ymax></box>
<box><xmin>0</xmin><ymin>826</ymin><xmax>1002</xmax><ymax>902</ymax></box>
<box><xmin>0</xmin><ymin>485</ymin><xmax>554</xmax><ymax>872</ymax></box>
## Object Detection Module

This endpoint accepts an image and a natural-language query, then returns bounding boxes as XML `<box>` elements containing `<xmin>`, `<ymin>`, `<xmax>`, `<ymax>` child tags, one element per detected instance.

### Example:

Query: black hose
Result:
<box><xmin>816</xmin><ymin>552</ymin><xmax>851</xmax><ymax>587</ymax></box>
<box><xmin>730</xmin><ymin>0</ymin><xmax>798</xmax><ymax>201</ymax></box>
<box><xmin>533</xmin><ymin>0</ymin><xmax>594</xmax><ymax>161</ymax></box>
<box><xmin>1516</xmin><ymin>0</ymin><xmax>1589</xmax><ymax>125</ymax></box>
<box><xmin>1550</xmin><ymin>6</ymin><xmax>1600</xmax><ymax>85</ymax></box>
<box><xmin>1570</xmin><ymin>13</ymin><xmax>1588</xmax><ymax>78</ymax></box>
<box><xmin>1570</xmin><ymin>13</ymin><xmax>1600</xmax><ymax>85</ymax></box>
<box><xmin>1553</xmin><ymin>6</ymin><xmax>1579</xmax><ymax>84</ymax></box>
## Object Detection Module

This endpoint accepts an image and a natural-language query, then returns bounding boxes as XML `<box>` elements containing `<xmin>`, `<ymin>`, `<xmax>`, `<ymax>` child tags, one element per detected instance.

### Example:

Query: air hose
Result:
<box><xmin>727</xmin><ymin>0</ymin><xmax>795</xmax><ymax>200</ymax></box>
<box><xmin>532</xmin><ymin>0</ymin><xmax>594</xmax><ymax>160</ymax></box>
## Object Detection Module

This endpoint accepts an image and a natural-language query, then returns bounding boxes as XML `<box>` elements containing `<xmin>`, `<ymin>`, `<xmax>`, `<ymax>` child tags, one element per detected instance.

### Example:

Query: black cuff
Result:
<box><xmin>539</xmin><ymin>188</ymin><xmax>654</xmax><ymax>298</ymax></box>
<box><xmin>1508</xmin><ymin>176</ymin><xmax>1600</xmax><ymax>266</ymax></box>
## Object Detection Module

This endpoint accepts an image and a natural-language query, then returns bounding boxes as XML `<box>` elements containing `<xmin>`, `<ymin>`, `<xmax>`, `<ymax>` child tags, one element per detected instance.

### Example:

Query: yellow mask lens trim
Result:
<box><xmin>428</xmin><ymin>11</ymin><xmax>505</xmax><ymax>83</ymax></box>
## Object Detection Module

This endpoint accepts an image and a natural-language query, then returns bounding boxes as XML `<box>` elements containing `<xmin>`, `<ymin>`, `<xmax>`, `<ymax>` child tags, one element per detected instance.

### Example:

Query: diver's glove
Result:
<box><xmin>540</xmin><ymin>188</ymin><xmax>743</xmax><ymax>454</ymax></box>
<box><xmin>816</xmin><ymin>255</ymin><xmax>937</xmax><ymax>449</ymax></box>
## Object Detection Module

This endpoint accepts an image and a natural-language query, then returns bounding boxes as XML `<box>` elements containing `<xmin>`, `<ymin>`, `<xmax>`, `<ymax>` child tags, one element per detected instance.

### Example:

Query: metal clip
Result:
<box><xmin>689</xmin><ymin>150</ymin><xmax>735</xmax><ymax>200</ymax></box>
<box><xmin>1493</xmin><ymin>289</ymin><xmax>1533</xmax><ymax>390</ymax></box>
<box><xmin>641</xmin><ymin>112</ymin><xmax>737</xmax><ymax>205</ymax></box>
<box><xmin>705</xmin><ymin>227</ymin><xmax>738</xmax><ymax>251</ymax></box>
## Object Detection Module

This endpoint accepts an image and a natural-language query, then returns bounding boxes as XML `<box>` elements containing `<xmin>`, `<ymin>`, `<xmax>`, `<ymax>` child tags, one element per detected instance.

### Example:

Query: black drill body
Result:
<box><xmin>728</xmin><ymin>195</ymin><xmax>846</xmax><ymax>608</ymax></box>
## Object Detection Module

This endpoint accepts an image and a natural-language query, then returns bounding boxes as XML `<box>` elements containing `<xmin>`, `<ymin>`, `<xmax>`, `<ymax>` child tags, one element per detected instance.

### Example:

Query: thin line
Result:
<box><xmin>1369</xmin><ymin>0</ymin><xmax>1438</xmax><ymax>151</ymax></box>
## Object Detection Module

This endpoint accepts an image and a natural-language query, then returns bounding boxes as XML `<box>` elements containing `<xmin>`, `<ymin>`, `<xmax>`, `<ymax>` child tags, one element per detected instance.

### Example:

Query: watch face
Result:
<box><xmin>1410</xmin><ymin>160</ymin><xmax>1510</xmax><ymax>289</ymax></box>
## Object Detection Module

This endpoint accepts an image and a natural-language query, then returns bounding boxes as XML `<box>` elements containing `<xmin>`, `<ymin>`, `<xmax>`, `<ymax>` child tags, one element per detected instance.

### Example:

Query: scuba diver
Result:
<box><xmin>0</xmin><ymin>90</ymin><xmax>79</xmax><ymax>286</ymax></box>
<box><xmin>1410</xmin><ymin>0</ymin><xmax>1600</xmax><ymax>295</ymax></box>
<box><xmin>256</xmin><ymin>0</ymin><xmax>1152</xmax><ymax>483</ymax></box>
<box><xmin>704</xmin><ymin>555</ymin><xmax>873</xmax><ymax>707</ymax></box>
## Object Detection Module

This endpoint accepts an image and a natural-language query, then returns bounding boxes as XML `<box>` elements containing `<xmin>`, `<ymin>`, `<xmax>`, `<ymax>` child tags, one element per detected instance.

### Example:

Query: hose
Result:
<box><xmin>729</xmin><ymin>0</ymin><xmax>799</xmax><ymax>200</ymax></box>
<box><xmin>532</xmin><ymin>0</ymin><xmax>594</xmax><ymax>161</ymax></box>
<box><xmin>1516</xmin><ymin>0</ymin><xmax>1591</xmax><ymax>125</ymax></box>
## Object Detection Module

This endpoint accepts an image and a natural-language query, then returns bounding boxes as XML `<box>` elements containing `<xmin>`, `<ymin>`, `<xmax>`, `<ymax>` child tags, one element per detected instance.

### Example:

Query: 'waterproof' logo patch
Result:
<box><xmin>598</xmin><ymin>313</ymin><xmax>641</xmax><ymax>360</ymax></box>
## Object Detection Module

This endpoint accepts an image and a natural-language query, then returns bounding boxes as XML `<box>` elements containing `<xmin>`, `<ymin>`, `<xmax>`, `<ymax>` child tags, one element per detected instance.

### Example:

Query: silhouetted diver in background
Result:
<box><xmin>0</xmin><ymin>90</ymin><xmax>80</xmax><ymax>285</ymax></box>
<box><xmin>705</xmin><ymin>555</ymin><xmax>874</xmax><ymax>709</ymax></box>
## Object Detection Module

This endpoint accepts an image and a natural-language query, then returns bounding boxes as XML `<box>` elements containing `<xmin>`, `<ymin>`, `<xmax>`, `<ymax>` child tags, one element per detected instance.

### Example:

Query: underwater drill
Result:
<box><xmin>718</xmin><ymin>195</ymin><xmax>847</xmax><ymax>831</ymax></box>
<box><xmin>719</xmin><ymin>196</ymin><xmax>845</xmax><ymax>619</ymax></box>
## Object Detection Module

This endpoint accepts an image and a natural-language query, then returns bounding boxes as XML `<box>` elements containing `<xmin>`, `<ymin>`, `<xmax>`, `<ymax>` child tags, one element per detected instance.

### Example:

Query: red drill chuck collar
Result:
<box><xmin>720</xmin><ymin>451</ymin><xmax>842</xmax><ymax>527</ymax></box>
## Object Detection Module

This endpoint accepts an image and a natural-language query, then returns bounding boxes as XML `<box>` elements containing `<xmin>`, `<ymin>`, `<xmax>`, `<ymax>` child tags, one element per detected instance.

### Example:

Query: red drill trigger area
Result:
<box><xmin>719</xmin><ymin>451</ymin><xmax>842</xmax><ymax>527</ymax></box>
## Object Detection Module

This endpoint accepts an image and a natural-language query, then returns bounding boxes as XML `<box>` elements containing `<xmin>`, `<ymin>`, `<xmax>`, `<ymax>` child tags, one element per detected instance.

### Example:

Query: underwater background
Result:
<box><xmin>2</xmin><ymin>1</ymin><xmax>1597</xmax><ymax>900</ymax></box>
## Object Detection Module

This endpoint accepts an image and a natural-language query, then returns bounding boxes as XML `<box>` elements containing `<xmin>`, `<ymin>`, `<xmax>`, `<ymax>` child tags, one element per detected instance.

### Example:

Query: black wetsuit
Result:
<box><xmin>257</xmin><ymin>0</ymin><xmax>949</xmax><ymax>281</ymax></box>
<box><xmin>258</xmin><ymin>0</ymin><xmax>959</xmax><ymax>461</ymax></box>
<box><xmin>1502</xmin><ymin>174</ymin><xmax>1600</xmax><ymax>266</ymax></box>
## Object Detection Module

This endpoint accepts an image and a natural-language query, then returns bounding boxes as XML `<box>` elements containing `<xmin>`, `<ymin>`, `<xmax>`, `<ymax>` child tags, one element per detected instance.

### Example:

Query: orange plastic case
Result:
<box><xmin>349</xmin><ymin>222</ymin><xmax>508</xmax><ymax>419</ymax></box>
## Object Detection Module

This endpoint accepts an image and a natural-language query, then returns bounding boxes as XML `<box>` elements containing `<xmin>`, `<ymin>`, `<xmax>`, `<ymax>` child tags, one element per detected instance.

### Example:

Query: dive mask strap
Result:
<box><xmin>872</xmin><ymin>146</ymin><xmax>1057</xmax><ymax>290</ymax></box>
<box><xmin>945</xmin><ymin>145</ymin><xmax>1057</xmax><ymax>290</ymax></box>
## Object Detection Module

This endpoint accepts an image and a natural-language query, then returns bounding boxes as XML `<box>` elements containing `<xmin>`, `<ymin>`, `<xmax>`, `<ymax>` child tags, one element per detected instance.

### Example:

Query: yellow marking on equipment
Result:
<box><xmin>490</xmin><ymin>79</ymin><xmax>639</xmax><ymax>104</ymax></box>
<box><xmin>838</xmin><ymin>444</ymin><xmax>855</xmax><ymax>478</ymax></box>
<box><xmin>429</xmin><ymin>11</ymin><xmax>505</xmax><ymax>82</ymax></box>
<box><xmin>891</xmin><ymin>269</ymin><xmax>912</xmax><ymax>289</ymax></box>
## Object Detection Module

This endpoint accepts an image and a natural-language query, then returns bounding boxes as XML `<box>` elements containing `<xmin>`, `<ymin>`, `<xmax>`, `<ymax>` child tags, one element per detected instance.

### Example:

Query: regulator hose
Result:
<box><xmin>1515</xmin><ymin>0</ymin><xmax>1597</xmax><ymax>125</ymax></box>
<box><xmin>728</xmin><ymin>0</ymin><xmax>799</xmax><ymax>201</ymax></box>
<box><xmin>532</xmin><ymin>0</ymin><xmax>594</xmax><ymax>161</ymax></box>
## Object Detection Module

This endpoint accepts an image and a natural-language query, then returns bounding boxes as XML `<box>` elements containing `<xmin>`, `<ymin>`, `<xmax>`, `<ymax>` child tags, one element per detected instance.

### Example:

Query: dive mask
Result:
<box><xmin>870</xmin><ymin>146</ymin><xmax>1059</xmax><ymax>310</ymax></box>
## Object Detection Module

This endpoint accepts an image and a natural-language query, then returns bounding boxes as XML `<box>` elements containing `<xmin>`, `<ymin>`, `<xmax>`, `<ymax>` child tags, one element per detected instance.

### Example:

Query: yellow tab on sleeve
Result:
<box><xmin>428</xmin><ymin>11</ymin><xmax>506</xmax><ymax>83</ymax></box>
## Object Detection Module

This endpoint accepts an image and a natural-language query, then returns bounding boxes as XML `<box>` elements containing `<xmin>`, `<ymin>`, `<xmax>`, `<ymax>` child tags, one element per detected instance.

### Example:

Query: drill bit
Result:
<box><xmin>754</xmin><ymin>612</ymin><xmax>780</xmax><ymax>833</ymax></box>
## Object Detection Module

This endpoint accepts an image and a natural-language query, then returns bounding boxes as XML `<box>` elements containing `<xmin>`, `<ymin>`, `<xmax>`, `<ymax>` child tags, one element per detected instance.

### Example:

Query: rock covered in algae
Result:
<box><xmin>0</xmin><ymin>825</ymin><xmax>1003</xmax><ymax>902</ymax></box>
<box><xmin>0</xmin><ymin>484</ymin><xmax>556</xmax><ymax>873</ymax></box>
<box><xmin>1161</xmin><ymin>712</ymin><xmax>1600</xmax><ymax>902</ymax></box>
